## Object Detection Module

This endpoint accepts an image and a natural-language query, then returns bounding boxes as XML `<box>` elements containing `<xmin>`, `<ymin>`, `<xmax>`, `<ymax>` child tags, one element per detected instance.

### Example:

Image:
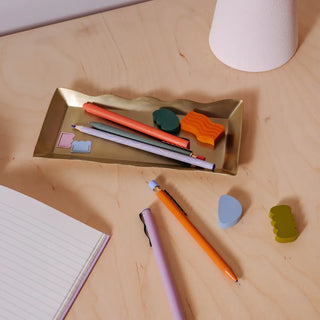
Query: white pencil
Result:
<box><xmin>72</xmin><ymin>125</ymin><xmax>215</xmax><ymax>171</ymax></box>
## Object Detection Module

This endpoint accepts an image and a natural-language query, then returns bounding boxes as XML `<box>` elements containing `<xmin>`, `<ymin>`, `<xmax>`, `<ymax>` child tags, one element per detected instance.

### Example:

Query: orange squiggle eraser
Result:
<box><xmin>180</xmin><ymin>110</ymin><xmax>225</xmax><ymax>147</ymax></box>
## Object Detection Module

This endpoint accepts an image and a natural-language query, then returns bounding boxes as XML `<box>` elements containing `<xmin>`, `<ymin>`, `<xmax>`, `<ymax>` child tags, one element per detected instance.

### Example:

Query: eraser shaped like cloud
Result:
<box><xmin>56</xmin><ymin>132</ymin><xmax>75</xmax><ymax>148</ymax></box>
<box><xmin>71</xmin><ymin>141</ymin><xmax>91</xmax><ymax>153</ymax></box>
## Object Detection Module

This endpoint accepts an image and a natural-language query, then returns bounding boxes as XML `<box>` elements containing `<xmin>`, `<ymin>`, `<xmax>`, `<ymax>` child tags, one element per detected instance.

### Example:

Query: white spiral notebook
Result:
<box><xmin>0</xmin><ymin>185</ymin><xmax>110</xmax><ymax>320</ymax></box>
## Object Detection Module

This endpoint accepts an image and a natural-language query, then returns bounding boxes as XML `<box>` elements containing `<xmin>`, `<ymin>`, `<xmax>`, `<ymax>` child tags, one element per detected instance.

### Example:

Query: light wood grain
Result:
<box><xmin>0</xmin><ymin>0</ymin><xmax>320</xmax><ymax>319</ymax></box>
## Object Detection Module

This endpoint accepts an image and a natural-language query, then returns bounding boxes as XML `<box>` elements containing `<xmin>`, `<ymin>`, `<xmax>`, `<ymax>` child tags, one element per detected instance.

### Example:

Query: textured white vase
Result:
<box><xmin>209</xmin><ymin>0</ymin><xmax>298</xmax><ymax>72</ymax></box>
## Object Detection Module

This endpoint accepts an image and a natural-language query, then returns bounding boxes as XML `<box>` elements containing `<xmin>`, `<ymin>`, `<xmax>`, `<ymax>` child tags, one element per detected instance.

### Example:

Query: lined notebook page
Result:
<box><xmin>0</xmin><ymin>186</ymin><xmax>110</xmax><ymax>320</ymax></box>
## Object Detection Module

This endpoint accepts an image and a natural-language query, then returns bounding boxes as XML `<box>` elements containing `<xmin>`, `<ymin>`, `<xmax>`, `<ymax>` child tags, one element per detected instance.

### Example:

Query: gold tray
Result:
<box><xmin>34</xmin><ymin>88</ymin><xmax>243</xmax><ymax>175</ymax></box>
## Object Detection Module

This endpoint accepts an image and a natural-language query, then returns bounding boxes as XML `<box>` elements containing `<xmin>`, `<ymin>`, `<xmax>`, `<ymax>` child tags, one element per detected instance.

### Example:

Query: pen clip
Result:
<box><xmin>139</xmin><ymin>213</ymin><xmax>152</xmax><ymax>247</ymax></box>
<box><xmin>164</xmin><ymin>190</ymin><xmax>187</xmax><ymax>216</ymax></box>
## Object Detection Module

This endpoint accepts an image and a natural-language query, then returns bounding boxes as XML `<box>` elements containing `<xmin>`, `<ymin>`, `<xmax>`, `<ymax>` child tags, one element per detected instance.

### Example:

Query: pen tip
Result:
<box><xmin>71</xmin><ymin>125</ymin><xmax>76</xmax><ymax>128</ymax></box>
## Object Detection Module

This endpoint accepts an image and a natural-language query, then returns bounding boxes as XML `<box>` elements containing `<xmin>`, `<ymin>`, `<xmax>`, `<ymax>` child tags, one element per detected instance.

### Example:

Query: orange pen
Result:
<box><xmin>148</xmin><ymin>180</ymin><xmax>238</xmax><ymax>283</ymax></box>
<box><xmin>82</xmin><ymin>102</ymin><xmax>190</xmax><ymax>149</ymax></box>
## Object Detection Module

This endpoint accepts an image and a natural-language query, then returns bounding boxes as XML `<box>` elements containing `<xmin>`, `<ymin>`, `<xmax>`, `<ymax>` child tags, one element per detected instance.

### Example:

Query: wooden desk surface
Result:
<box><xmin>0</xmin><ymin>0</ymin><xmax>319</xmax><ymax>319</ymax></box>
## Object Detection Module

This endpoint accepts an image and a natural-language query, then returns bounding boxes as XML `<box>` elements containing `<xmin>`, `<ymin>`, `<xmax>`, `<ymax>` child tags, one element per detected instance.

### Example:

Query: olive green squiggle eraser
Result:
<box><xmin>269</xmin><ymin>205</ymin><xmax>299</xmax><ymax>243</ymax></box>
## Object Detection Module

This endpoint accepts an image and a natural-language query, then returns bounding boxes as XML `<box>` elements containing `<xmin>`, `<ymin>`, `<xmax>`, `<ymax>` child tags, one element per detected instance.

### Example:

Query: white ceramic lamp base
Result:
<box><xmin>209</xmin><ymin>0</ymin><xmax>298</xmax><ymax>72</ymax></box>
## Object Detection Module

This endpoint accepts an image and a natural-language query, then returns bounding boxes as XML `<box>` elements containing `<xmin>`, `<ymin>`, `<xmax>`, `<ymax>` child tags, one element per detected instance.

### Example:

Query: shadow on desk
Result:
<box><xmin>0</xmin><ymin>139</ymin><xmax>13</xmax><ymax>175</ymax></box>
<box><xmin>277</xmin><ymin>197</ymin><xmax>307</xmax><ymax>235</ymax></box>
<box><xmin>298</xmin><ymin>0</ymin><xmax>320</xmax><ymax>47</ymax></box>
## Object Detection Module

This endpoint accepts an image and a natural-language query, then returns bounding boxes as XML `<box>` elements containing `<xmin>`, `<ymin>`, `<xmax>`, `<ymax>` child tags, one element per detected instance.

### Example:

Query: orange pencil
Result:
<box><xmin>82</xmin><ymin>102</ymin><xmax>190</xmax><ymax>149</ymax></box>
<box><xmin>148</xmin><ymin>180</ymin><xmax>238</xmax><ymax>283</ymax></box>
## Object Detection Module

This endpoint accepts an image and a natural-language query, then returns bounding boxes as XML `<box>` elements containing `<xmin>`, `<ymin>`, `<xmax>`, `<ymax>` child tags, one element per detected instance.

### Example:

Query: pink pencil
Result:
<box><xmin>83</xmin><ymin>102</ymin><xmax>190</xmax><ymax>149</ymax></box>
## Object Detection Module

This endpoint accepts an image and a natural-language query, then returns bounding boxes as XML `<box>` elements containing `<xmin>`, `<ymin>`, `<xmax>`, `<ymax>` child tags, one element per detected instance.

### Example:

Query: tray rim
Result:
<box><xmin>34</xmin><ymin>88</ymin><xmax>243</xmax><ymax>175</ymax></box>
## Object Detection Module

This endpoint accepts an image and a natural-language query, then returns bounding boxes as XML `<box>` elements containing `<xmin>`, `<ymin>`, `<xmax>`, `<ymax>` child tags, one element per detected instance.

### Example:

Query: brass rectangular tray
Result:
<box><xmin>34</xmin><ymin>88</ymin><xmax>243</xmax><ymax>175</ymax></box>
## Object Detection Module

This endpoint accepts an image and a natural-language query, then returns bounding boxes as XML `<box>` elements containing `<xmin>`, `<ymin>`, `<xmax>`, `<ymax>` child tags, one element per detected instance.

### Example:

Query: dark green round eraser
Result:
<box><xmin>153</xmin><ymin>108</ymin><xmax>180</xmax><ymax>133</ymax></box>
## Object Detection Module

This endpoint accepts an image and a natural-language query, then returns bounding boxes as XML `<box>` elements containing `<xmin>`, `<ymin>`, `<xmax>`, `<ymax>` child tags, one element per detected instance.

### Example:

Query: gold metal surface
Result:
<box><xmin>33</xmin><ymin>88</ymin><xmax>243</xmax><ymax>175</ymax></box>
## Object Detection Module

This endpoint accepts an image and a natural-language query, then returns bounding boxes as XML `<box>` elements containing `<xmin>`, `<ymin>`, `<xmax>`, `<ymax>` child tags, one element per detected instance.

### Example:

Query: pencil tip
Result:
<box><xmin>71</xmin><ymin>125</ymin><xmax>76</xmax><ymax>128</ymax></box>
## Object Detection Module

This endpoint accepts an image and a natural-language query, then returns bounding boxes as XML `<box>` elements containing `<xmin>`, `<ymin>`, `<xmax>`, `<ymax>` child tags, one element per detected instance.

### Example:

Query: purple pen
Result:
<box><xmin>140</xmin><ymin>208</ymin><xmax>185</xmax><ymax>320</ymax></box>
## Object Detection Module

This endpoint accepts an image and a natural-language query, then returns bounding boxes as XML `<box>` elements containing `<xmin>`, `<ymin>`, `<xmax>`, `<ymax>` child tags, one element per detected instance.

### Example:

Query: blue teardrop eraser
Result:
<box><xmin>218</xmin><ymin>195</ymin><xmax>242</xmax><ymax>228</ymax></box>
